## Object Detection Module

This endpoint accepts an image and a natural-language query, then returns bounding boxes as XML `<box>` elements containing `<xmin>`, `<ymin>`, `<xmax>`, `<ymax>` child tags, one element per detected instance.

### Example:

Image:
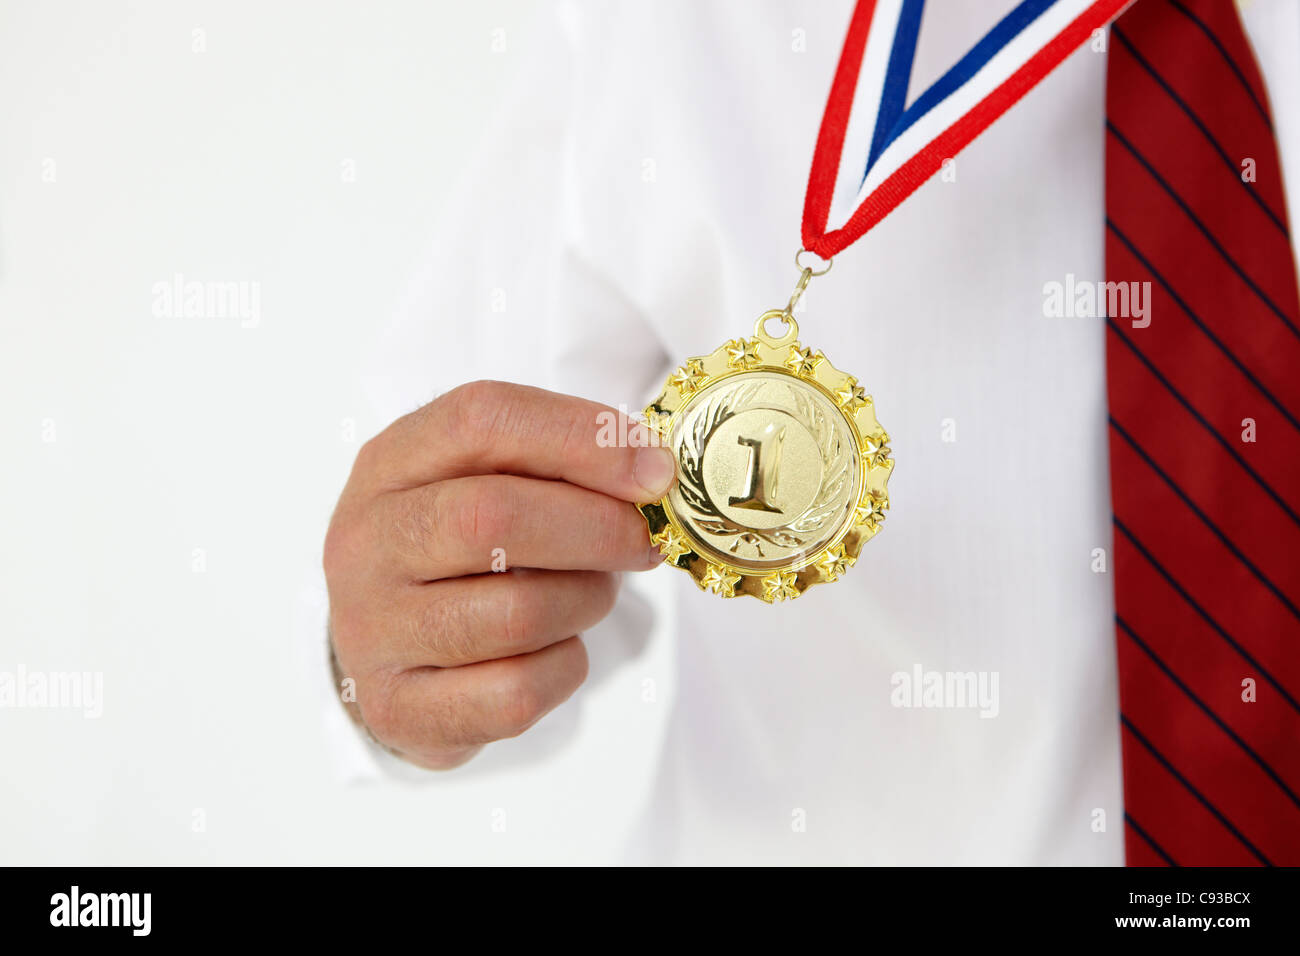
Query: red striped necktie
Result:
<box><xmin>1105</xmin><ymin>0</ymin><xmax>1300</xmax><ymax>865</ymax></box>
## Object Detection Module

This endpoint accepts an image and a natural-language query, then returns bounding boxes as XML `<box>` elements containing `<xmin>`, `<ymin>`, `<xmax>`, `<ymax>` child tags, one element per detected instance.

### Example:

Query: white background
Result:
<box><xmin>0</xmin><ymin>0</ymin><xmax>671</xmax><ymax>864</ymax></box>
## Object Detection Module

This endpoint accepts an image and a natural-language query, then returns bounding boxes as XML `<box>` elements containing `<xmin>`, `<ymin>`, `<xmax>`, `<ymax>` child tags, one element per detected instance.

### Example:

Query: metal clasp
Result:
<box><xmin>756</xmin><ymin>250</ymin><xmax>834</xmax><ymax>345</ymax></box>
<box><xmin>785</xmin><ymin>249</ymin><xmax>833</xmax><ymax>316</ymax></box>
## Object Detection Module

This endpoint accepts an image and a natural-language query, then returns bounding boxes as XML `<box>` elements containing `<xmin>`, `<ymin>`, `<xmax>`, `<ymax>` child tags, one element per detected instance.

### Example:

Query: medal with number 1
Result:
<box><xmin>640</xmin><ymin>0</ymin><xmax>1131</xmax><ymax>602</ymax></box>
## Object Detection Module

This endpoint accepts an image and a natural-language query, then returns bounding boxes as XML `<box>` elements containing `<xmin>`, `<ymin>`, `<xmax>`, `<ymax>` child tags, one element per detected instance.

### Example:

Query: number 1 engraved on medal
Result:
<box><xmin>638</xmin><ymin>295</ymin><xmax>890</xmax><ymax>600</ymax></box>
<box><xmin>729</xmin><ymin>424</ymin><xmax>787</xmax><ymax>514</ymax></box>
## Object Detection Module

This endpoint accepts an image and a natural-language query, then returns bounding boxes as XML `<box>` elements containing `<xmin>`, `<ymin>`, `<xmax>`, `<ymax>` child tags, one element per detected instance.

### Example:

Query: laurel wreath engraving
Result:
<box><xmin>676</xmin><ymin>380</ymin><xmax>852</xmax><ymax>556</ymax></box>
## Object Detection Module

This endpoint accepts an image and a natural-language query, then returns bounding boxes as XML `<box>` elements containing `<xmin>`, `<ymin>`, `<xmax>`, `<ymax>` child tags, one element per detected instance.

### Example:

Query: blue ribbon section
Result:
<box><xmin>862</xmin><ymin>0</ymin><xmax>1060</xmax><ymax>185</ymax></box>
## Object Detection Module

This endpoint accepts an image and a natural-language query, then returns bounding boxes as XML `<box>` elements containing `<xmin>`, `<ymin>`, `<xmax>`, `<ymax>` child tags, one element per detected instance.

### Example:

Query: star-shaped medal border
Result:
<box><xmin>636</xmin><ymin>317</ymin><xmax>894</xmax><ymax>604</ymax></box>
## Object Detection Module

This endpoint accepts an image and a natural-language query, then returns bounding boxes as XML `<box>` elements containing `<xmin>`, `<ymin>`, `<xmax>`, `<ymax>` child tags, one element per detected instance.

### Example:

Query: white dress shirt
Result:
<box><xmin>323</xmin><ymin>0</ymin><xmax>1300</xmax><ymax>864</ymax></box>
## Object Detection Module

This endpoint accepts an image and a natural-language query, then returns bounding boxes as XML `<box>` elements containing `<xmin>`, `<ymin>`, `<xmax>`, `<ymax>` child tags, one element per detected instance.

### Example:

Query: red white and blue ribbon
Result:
<box><xmin>803</xmin><ymin>0</ymin><xmax>1134</xmax><ymax>258</ymax></box>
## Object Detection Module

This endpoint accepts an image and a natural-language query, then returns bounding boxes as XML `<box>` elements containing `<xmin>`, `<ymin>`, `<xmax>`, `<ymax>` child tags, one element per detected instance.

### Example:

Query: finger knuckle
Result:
<box><xmin>501</xmin><ymin>578</ymin><xmax>541</xmax><ymax>650</ymax></box>
<box><xmin>327</xmin><ymin>599</ymin><xmax>369</xmax><ymax>667</ymax></box>
<box><xmin>352</xmin><ymin>434</ymin><xmax>385</xmax><ymax>475</ymax></box>
<box><xmin>444</xmin><ymin>379</ymin><xmax>512</xmax><ymax>444</ymax></box>
<box><xmin>426</xmin><ymin>690</ymin><xmax>494</xmax><ymax>748</ymax></box>
<box><xmin>589</xmin><ymin>498</ymin><xmax>638</xmax><ymax>565</ymax></box>
<box><xmin>497</xmin><ymin>665</ymin><xmax>549</xmax><ymax>737</ymax></box>
<box><xmin>449</xmin><ymin>481</ymin><xmax>512</xmax><ymax>551</ymax></box>
<box><xmin>322</xmin><ymin>508</ymin><xmax>364</xmax><ymax>584</ymax></box>
<box><xmin>357</xmin><ymin>683</ymin><xmax>401</xmax><ymax>744</ymax></box>
<box><xmin>391</xmin><ymin>485</ymin><xmax>442</xmax><ymax>565</ymax></box>
<box><xmin>322</xmin><ymin>522</ymin><xmax>347</xmax><ymax>583</ymax></box>
<box><xmin>553</xmin><ymin>402</ymin><xmax>592</xmax><ymax>462</ymax></box>
<box><xmin>413</xmin><ymin>590</ymin><xmax>476</xmax><ymax>664</ymax></box>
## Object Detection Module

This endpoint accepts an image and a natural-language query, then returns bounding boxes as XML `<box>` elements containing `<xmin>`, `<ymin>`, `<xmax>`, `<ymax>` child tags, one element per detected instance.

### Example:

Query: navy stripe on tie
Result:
<box><xmin>1105</xmin><ymin>318</ymin><xmax>1300</xmax><ymax>532</ymax></box>
<box><xmin>1107</xmin><ymin>120</ymin><xmax>1299</xmax><ymax>340</ymax></box>
<box><xmin>1112</xmin><ymin>516</ymin><xmax>1300</xmax><ymax>718</ymax></box>
<box><xmin>1109</xmin><ymin>415</ymin><xmax>1300</xmax><ymax>624</ymax></box>
<box><xmin>1110</xmin><ymin>25</ymin><xmax>1288</xmax><ymax>237</ymax></box>
<box><xmin>1120</xmin><ymin>713</ymin><xmax>1272</xmax><ymax>865</ymax></box>
<box><xmin>1165</xmin><ymin>0</ymin><xmax>1274</xmax><ymax>134</ymax></box>
<box><xmin>1118</xmin><ymin>615</ymin><xmax>1300</xmax><ymax>813</ymax></box>
<box><xmin>1106</xmin><ymin>218</ymin><xmax>1300</xmax><ymax>438</ymax></box>
<box><xmin>1125</xmin><ymin>811</ymin><xmax>1179</xmax><ymax>866</ymax></box>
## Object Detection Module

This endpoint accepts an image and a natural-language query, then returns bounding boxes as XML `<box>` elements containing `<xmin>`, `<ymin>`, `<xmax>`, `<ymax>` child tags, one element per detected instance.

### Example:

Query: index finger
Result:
<box><xmin>360</xmin><ymin>380</ymin><xmax>676</xmax><ymax>503</ymax></box>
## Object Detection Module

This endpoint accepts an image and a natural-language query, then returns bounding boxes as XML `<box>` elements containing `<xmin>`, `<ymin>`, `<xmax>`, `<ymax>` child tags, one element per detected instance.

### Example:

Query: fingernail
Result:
<box><xmin>634</xmin><ymin>446</ymin><xmax>676</xmax><ymax>499</ymax></box>
<box><xmin>647</xmin><ymin>545</ymin><xmax>666</xmax><ymax>566</ymax></box>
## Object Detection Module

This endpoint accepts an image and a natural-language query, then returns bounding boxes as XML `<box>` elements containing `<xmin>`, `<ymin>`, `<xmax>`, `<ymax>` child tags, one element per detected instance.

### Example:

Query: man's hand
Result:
<box><xmin>323</xmin><ymin>381</ymin><xmax>676</xmax><ymax>770</ymax></box>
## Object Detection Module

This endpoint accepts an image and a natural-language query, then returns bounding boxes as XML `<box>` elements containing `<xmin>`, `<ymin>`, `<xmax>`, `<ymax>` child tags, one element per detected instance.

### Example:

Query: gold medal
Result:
<box><xmin>639</xmin><ymin>255</ymin><xmax>892</xmax><ymax>602</ymax></box>
<box><xmin>632</xmin><ymin>0</ymin><xmax>1124</xmax><ymax>600</ymax></box>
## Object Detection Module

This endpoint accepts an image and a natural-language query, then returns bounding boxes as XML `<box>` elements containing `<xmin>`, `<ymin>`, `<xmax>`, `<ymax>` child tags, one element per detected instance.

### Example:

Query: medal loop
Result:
<box><xmin>755</xmin><ymin>309</ymin><xmax>799</xmax><ymax>347</ymax></box>
<box><xmin>784</xmin><ymin>250</ymin><xmax>832</xmax><ymax>317</ymax></box>
<box><xmin>794</xmin><ymin>249</ymin><xmax>833</xmax><ymax>277</ymax></box>
<box><xmin>785</xmin><ymin>267</ymin><xmax>813</xmax><ymax>316</ymax></box>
